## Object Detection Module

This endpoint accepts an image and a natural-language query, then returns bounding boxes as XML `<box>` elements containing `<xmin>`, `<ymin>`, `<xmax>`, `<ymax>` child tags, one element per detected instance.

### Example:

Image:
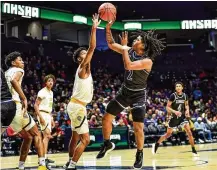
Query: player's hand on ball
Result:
<box><xmin>119</xmin><ymin>31</ymin><xmax>128</xmax><ymax>46</ymax></box>
<box><xmin>92</xmin><ymin>13</ymin><xmax>101</xmax><ymax>28</ymax></box>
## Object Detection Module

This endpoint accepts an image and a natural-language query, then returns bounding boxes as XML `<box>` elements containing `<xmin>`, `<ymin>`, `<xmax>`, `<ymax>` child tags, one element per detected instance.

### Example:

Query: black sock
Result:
<box><xmin>156</xmin><ymin>143</ymin><xmax>159</xmax><ymax>147</ymax></box>
<box><xmin>137</xmin><ymin>149</ymin><xmax>143</xmax><ymax>153</ymax></box>
<box><xmin>104</xmin><ymin>139</ymin><xmax>110</xmax><ymax>146</ymax></box>
<box><xmin>192</xmin><ymin>147</ymin><xmax>197</xmax><ymax>153</ymax></box>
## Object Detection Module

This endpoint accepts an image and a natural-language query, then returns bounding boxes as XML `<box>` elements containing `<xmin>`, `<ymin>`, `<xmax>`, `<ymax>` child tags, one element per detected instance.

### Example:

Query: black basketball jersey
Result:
<box><xmin>0</xmin><ymin>68</ymin><xmax>12</xmax><ymax>101</ymax></box>
<box><xmin>123</xmin><ymin>49</ymin><xmax>150</xmax><ymax>90</ymax></box>
<box><xmin>169</xmin><ymin>92</ymin><xmax>188</xmax><ymax>117</ymax></box>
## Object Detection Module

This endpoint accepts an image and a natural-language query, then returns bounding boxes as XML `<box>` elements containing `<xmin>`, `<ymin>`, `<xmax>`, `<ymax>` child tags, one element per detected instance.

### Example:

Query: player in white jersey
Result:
<box><xmin>64</xmin><ymin>14</ymin><xmax>101</xmax><ymax>170</ymax></box>
<box><xmin>5</xmin><ymin>52</ymin><xmax>47</xmax><ymax>170</ymax></box>
<box><xmin>34</xmin><ymin>74</ymin><xmax>55</xmax><ymax>165</ymax></box>
<box><xmin>17</xmin><ymin>74</ymin><xmax>56</xmax><ymax>168</ymax></box>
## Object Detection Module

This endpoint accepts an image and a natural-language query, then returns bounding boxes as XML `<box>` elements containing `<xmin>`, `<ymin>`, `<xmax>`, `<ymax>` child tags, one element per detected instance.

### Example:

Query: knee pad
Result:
<box><xmin>131</xmin><ymin>106</ymin><xmax>145</xmax><ymax>123</ymax></box>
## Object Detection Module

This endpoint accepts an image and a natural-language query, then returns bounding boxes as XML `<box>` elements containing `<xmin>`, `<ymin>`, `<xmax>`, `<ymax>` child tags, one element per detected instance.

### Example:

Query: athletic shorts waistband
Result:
<box><xmin>0</xmin><ymin>99</ymin><xmax>13</xmax><ymax>104</ymax></box>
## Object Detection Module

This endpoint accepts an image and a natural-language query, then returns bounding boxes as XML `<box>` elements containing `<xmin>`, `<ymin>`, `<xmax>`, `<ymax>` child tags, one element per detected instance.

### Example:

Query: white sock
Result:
<box><xmin>39</xmin><ymin>157</ymin><xmax>46</xmax><ymax>166</ymax></box>
<box><xmin>68</xmin><ymin>160</ymin><xmax>76</xmax><ymax>168</ymax></box>
<box><xmin>19</xmin><ymin>161</ymin><xmax>25</xmax><ymax>169</ymax></box>
<box><xmin>45</xmin><ymin>154</ymin><xmax>47</xmax><ymax>159</ymax></box>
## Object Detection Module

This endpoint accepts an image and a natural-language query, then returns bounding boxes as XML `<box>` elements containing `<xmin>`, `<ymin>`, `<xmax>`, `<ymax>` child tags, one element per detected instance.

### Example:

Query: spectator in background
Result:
<box><xmin>194</xmin><ymin>117</ymin><xmax>212</xmax><ymax>142</ymax></box>
<box><xmin>38</xmin><ymin>44</ymin><xmax>44</xmax><ymax>57</ymax></box>
<box><xmin>193</xmin><ymin>87</ymin><xmax>202</xmax><ymax>100</ymax></box>
<box><xmin>88</xmin><ymin>115</ymin><xmax>99</xmax><ymax>128</ymax></box>
<box><xmin>57</xmin><ymin>108</ymin><xmax>68</xmax><ymax>121</ymax></box>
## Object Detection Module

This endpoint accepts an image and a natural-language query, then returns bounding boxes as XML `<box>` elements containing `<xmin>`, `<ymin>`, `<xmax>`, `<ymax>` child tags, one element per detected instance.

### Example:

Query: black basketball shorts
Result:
<box><xmin>106</xmin><ymin>86</ymin><xmax>147</xmax><ymax>123</ymax></box>
<box><xmin>1</xmin><ymin>99</ymin><xmax>16</xmax><ymax>127</ymax></box>
<box><xmin>168</xmin><ymin>115</ymin><xmax>189</xmax><ymax>129</ymax></box>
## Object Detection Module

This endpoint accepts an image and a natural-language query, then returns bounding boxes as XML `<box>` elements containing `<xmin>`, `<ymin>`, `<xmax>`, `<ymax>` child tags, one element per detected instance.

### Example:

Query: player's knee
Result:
<box><xmin>21</xmin><ymin>131</ymin><xmax>33</xmax><ymax>141</ymax></box>
<box><xmin>132</xmin><ymin>107</ymin><xmax>145</xmax><ymax>123</ymax></box>
<box><xmin>80</xmin><ymin>136</ymin><xmax>90</xmax><ymax>146</ymax></box>
<box><xmin>165</xmin><ymin>132</ymin><xmax>172</xmax><ymax>138</ymax></box>
<box><xmin>24</xmin><ymin>134</ymin><xmax>33</xmax><ymax>141</ymax></box>
<box><xmin>28</xmin><ymin>126</ymin><xmax>40</xmax><ymax>136</ymax></box>
<box><xmin>134</xmin><ymin>125</ymin><xmax>143</xmax><ymax>134</ymax></box>
<box><xmin>102</xmin><ymin>113</ymin><xmax>114</xmax><ymax>124</ymax></box>
<box><xmin>187</xmin><ymin>130</ymin><xmax>193</xmax><ymax>137</ymax></box>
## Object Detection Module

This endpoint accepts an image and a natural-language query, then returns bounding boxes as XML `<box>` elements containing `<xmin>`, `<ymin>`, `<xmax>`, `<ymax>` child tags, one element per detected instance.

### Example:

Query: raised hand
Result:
<box><xmin>92</xmin><ymin>13</ymin><xmax>101</xmax><ymax>28</ymax></box>
<box><xmin>119</xmin><ymin>31</ymin><xmax>128</xmax><ymax>46</ymax></box>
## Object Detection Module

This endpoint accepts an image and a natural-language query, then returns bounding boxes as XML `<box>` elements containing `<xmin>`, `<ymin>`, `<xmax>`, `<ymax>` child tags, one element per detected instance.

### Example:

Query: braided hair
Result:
<box><xmin>130</xmin><ymin>30</ymin><xmax>166</xmax><ymax>61</ymax></box>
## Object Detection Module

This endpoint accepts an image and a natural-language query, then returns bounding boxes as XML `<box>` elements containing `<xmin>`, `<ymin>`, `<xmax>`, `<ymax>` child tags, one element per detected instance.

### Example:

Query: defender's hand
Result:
<box><xmin>92</xmin><ymin>13</ymin><xmax>101</xmax><ymax>28</ymax></box>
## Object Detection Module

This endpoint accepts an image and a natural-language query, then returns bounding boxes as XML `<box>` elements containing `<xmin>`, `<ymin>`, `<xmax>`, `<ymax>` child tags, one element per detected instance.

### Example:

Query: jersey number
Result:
<box><xmin>127</xmin><ymin>70</ymin><xmax>133</xmax><ymax>81</ymax></box>
<box><xmin>177</xmin><ymin>104</ymin><xmax>182</xmax><ymax>112</ymax></box>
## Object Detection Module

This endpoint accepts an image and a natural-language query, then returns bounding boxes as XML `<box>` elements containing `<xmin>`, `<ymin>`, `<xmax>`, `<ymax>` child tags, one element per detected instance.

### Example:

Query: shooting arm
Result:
<box><xmin>122</xmin><ymin>49</ymin><xmax>152</xmax><ymax>70</ymax></box>
<box><xmin>106</xmin><ymin>27</ymin><xmax>130</xmax><ymax>54</ymax></box>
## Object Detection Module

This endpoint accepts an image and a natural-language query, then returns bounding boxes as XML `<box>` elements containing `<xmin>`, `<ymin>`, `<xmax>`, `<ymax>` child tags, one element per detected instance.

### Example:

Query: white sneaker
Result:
<box><xmin>199</xmin><ymin>139</ymin><xmax>204</xmax><ymax>143</ymax></box>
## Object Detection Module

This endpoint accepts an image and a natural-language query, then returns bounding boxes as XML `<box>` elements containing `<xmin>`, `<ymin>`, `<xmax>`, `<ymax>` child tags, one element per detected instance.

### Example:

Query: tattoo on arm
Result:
<box><xmin>106</xmin><ymin>30</ymin><xmax>115</xmax><ymax>44</ymax></box>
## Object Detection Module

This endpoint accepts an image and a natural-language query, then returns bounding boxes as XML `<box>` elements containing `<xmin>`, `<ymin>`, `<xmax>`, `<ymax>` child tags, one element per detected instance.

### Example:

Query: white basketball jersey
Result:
<box><xmin>71</xmin><ymin>67</ymin><xmax>93</xmax><ymax>103</ymax></box>
<box><xmin>37</xmin><ymin>87</ymin><xmax>53</xmax><ymax>113</ymax></box>
<box><xmin>5</xmin><ymin>67</ymin><xmax>24</xmax><ymax>102</ymax></box>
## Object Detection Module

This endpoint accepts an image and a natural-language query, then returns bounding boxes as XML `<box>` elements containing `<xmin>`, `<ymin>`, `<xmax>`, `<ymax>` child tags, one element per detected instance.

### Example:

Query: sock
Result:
<box><xmin>137</xmin><ymin>149</ymin><xmax>143</xmax><ymax>153</ymax></box>
<box><xmin>104</xmin><ymin>139</ymin><xmax>110</xmax><ymax>146</ymax></box>
<box><xmin>68</xmin><ymin>160</ymin><xmax>77</xmax><ymax>168</ymax></box>
<box><xmin>19</xmin><ymin>161</ymin><xmax>25</xmax><ymax>169</ymax></box>
<box><xmin>39</xmin><ymin>157</ymin><xmax>46</xmax><ymax>166</ymax></box>
<box><xmin>156</xmin><ymin>143</ymin><xmax>160</xmax><ymax>147</ymax></box>
<box><xmin>45</xmin><ymin>154</ymin><xmax>47</xmax><ymax>159</ymax></box>
<box><xmin>192</xmin><ymin>146</ymin><xmax>197</xmax><ymax>153</ymax></box>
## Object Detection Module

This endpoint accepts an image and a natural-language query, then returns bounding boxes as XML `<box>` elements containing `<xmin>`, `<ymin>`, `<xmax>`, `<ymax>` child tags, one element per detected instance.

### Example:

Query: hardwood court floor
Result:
<box><xmin>1</xmin><ymin>143</ymin><xmax>217</xmax><ymax>170</ymax></box>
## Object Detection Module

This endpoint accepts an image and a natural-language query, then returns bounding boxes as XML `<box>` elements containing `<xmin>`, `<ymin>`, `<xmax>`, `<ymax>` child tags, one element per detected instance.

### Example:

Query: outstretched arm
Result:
<box><xmin>80</xmin><ymin>14</ymin><xmax>101</xmax><ymax>68</ymax></box>
<box><xmin>119</xmin><ymin>31</ymin><xmax>153</xmax><ymax>70</ymax></box>
<box><xmin>106</xmin><ymin>21</ymin><xmax>130</xmax><ymax>54</ymax></box>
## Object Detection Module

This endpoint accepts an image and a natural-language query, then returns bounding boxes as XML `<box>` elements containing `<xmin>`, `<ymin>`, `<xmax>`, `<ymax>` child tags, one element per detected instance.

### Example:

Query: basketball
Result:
<box><xmin>98</xmin><ymin>3</ymin><xmax>116</xmax><ymax>22</ymax></box>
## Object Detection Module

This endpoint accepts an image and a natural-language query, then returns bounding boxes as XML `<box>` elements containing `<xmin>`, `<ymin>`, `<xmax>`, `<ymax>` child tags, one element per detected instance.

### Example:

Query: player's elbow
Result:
<box><xmin>107</xmin><ymin>43</ymin><xmax>114</xmax><ymax>50</ymax></box>
<box><xmin>124</xmin><ymin>63</ymin><xmax>133</xmax><ymax>70</ymax></box>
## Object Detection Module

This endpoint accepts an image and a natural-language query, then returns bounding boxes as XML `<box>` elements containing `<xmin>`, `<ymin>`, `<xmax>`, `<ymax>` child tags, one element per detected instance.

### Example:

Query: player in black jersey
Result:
<box><xmin>1</xmin><ymin>68</ymin><xmax>16</xmax><ymax>134</ymax></box>
<box><xmin>96</xmin><ymin>21</ymin><xmax>165</xmax><ymax>169</ymax></box>
<box><xmin>152</xmin><ymin>82</ymin><xmax>198</xmax><ymax>156</ymax></box>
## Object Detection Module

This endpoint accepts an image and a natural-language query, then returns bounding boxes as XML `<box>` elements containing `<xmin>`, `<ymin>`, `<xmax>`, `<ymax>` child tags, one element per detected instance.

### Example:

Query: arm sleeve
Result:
<box><xmin>169</xmin><ymin>93</ymin><xmax>175</xmax><ymax>102</ymax></box>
